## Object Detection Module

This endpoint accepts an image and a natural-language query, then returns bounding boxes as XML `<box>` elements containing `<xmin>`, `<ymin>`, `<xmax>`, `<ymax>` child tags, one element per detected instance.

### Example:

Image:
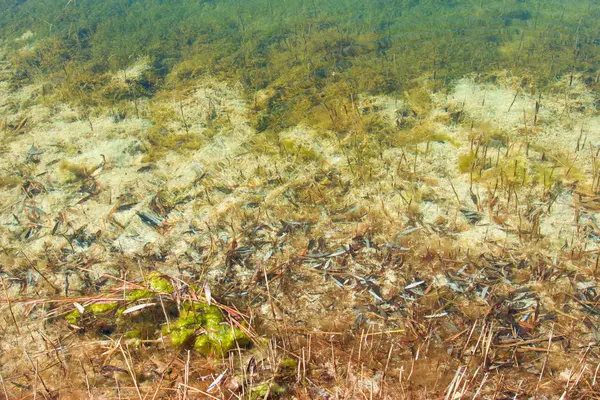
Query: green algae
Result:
<box><xmin>208</xmin><ymin>324</ymin><xmax>250</xmax><ymax>356</ymax></box>
<box><xmin>58</xmin><ymin>160</ymin><xmax>92</xmax><ymax>182</ymax></box>
<box><xmin>63</xmin><ymin>272</ymin><xmax>247</xmax><ymax>355</ymax></box>
<box><xmin>124</xmin><ymin>329</ymin><xmax>141</xmax><ymax>339</ymax></box>
<box><xmin>250</xmin><ymin>382</ymin><xmax>288</xmax><ymax>399</ymax></box>
<box><xmin>169</xmin><ymin>327</ymin><xmax>198</xmax><ymax>348</ymax></box>
<box><xmin>0</xmin><ymin>175</ymin><xmax>22</xmax><ymax>189</ymax></box>
<box><xmin>88</xmin><ymin>302</ymin><xmax>119</xmax><ymax>315</ymax></box>
<box><xmin>65</xmin><ymin>292</ymin><xmax>249</xmax><ymax>356</ymax></box>
<box><xmin>147</xmin><ymin>272</ymin><xmax>173</xmax><ymax>293</ymax></box>
<box><xmin>457</xmin><ymin>151</ymin><xmax>476</xmax><ymax>174</ymax></box>
<box><xmin>65</xmin><ymin>309</ymin><xmax>81</xmax><ymax>325</ymax></box>
<box><xmin>126</xmin><ymin>289</ymin><xmax>153</xmax><ymax>301</ymax></box>
<box><xmin>193</xmin><ymin>335</ymin><xmax>212</xmax><ymax>355</ymax></box>
<box><xmin>163</xmin><ymin>301</ymin><xmax>250</xmax><ymax>356</ymax></box>
<box><xmin>123</xmin><ymin>273</ymin><xmax>172</xmax><ymax>302</ymax></box>
<box><xmin>279</xmin><ymin>358</ymin><xmax>298</xmax><ymax>373</ymax></box>
<box><xmin>65</xmin><ymin>302</ymin><xmax>118</xmax><ymax>325</ymax></box>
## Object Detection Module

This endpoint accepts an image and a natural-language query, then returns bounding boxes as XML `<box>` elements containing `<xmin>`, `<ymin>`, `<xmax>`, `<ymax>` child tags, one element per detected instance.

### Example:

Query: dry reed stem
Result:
<box><xmin>0</xmin><ymin>276</ymin><xmax>19</xmax><ymax>335</ymax></box>
<box><xmin>118</xmin><ymin>341</ymin><xmax>143</xmax><ymax>400</ymax></box>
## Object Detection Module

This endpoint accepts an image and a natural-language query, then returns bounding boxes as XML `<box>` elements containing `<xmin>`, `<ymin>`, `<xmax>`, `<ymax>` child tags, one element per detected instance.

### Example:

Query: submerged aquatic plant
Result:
<box><xmin>163</xmin><ymin>302</ymin><xmax>249</xmax><ymax>356</ymax></box>
<box><xmin>64</xmin><ymin>272</ymin><xmax>250</xmax><ymax>357</ymax></box>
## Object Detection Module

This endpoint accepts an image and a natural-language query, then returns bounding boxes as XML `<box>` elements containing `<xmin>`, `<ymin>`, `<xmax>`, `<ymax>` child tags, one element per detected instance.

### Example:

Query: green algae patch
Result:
<box><xmin>457</xmin><ymin>151</ymin><xmax>476</xmax><ymax>174</ymax></box>
<box><xmin>64</xmin><ymin>277</ymin><xmax>249</xmax><ymax>357</ymax></box>
<box><xmin>164</xmin><ymin>301</ymin><xmax>250</xmax><ymax>356</ymax></box>
<box><xmin>193</xmin><ymin>335</ymin><xmax>212</xmax><ymax>355</ymax></box>
<box><xmin>147</xmin><ymin>272</ymin><xmax>174</xmax><ymax>293</ymax></box>
<box><xmin>0</xmin><ymin>175</ymin><xmax>22</xmax><ymax>189</ymax></box>
<box><xmin>250</xmin><ymin>382</ymin><xmax>287</xmax><ymax>399</ymax></box>
<box><xmin>88</xmin><ymin>302</ymin><xmax>119</xmax><ymax>315</ymax></box>
<box><xmin>66</xmin><ymin>302</ymin><xmax>118</xmax><ymax>325</ymax></box>
<box><xmin>208</xmin><ymin>324</ymin><xmax>250</xmax><ymax>356</ymax></box>
<box><xmin>65</xmin><ymin>309</ymin><xmax>81</xmax><ymax>325</ymax></box>
<box><xmin>123</xmin><ymin>273</ymin><xmax>172</xmax><ymax>302</ymax></box>
<box><xmin>126</xmin><ymin>289</ymin><xmax>153</xmax><ymax>301</ymax></box>
<box><xmin>58</xmin><ymin>160</ymin><xmax>91</xmax><ymax>181</ymax></box>
<box><xmin>124</xmin><ymin>329</ymin><xmax>141</xmax><ymax>339</ymax></box>
<box><xmin>279</xmin><ymin>358</ymin><xmax>298</xmax><ymax>375</ymax></box>
<box><xmin>169</xmin><ymin>327</ymin><xmax>198</xmax><ymax>348</ymax></box>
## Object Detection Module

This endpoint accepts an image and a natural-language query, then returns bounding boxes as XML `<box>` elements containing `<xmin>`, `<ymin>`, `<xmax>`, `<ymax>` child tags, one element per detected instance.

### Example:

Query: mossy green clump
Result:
<box><xmin>63</xmin><ymin>278</ymin><xmax>248</xmax><ymax>356</ymax></box>
<box><xmin>279</xmin><ymin>137</ymin><xmax>324</xmax><ymax>163</ymax></box>
<box><xmin>169</xmin><ymin>327</ymin><xmax>198</xmax><ymax>348</ymax></box>
<box><xmin>480</xmin><ymin>155</ymin><xmax>529</xmax><ymax>186</ymax></box>
<box><xmin>401</xmin><ymin>122</ymin><xmax>457</xmax><ymax>148</ymax></box>
<box><xmin>65</xmin><ymin>309</ymin><xmax>81</xmax><ymax>325</ymax></box>
<box><xmin>535</xmin><ymin>163</ymin><xmax>555</xmax><ymax>190</ymax></box>
<box><xmin>126</xmin><ymin>289</ymin><xmax>153</xmax><ymax>301</ymax></box>
<box><xmin>142</xmin><ymin>124</ymin><xmax>205</xmax><ymax>162</ymax></box>
<box><xmin>88</xmin><ymin>302</ymin><xmax>119</xmax><ymax>315</ymax></box>
<box><xmin>124</xmin><ymin>330</ymin><xmax>143</xmax><ymax>347</ymax></box>
<box><xmin>297</xmin><ymin>146</ymin><xmax>323</xmax><ymax>162</ymax></box>
<box><xmin>147</xmin><ymin>272</ymin><xmax>174</xmax><ymax>293</ymax></box>
<box><xmin>279</xmin><ymin>358</ymin><xmax>298</xmax><ymax>372</ymax></box>
<box><xmin>250</xmin><ymin>382</ymin><xmax>288</xmax><ymax>399</ymax></box>
<box><xmin>209</xmin><ymin>324</ymin><xmax>250</xmax><ymax>356</ymax></box>
<box><xmin>58</xmin><ymin>160</ymin><xmax>91</xmax><ymax>182</ymax></box>
<box><xmin>193</xmin><ymin>335</ymin><xmax>212</xmax><ymax>355</ymax></box>
<box><xmin>65</xmin><ymin>302</ymin><xmax>118</xmax><ymax>324</ymax></box>
<box><xmin>124</xmin><ymin>329</ymin><xmax>141</xmax><ymax>339</ymax></box>
<box><xmin>164</xmin><ymin>301</ymin><xmax>250</xmax><ymax>356</ymax></box>
<box><xmin>404</xmin><ymin>87</ymin><xmax>433</xmax><ymax>116</ymax></box>
<box><xmin>457</xmin><ymin>151</ymin><xmax>476</xmax><ymax>174</ymax></box>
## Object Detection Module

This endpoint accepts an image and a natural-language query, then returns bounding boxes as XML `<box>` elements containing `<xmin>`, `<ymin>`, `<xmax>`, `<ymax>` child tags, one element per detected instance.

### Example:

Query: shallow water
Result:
<box><xmin>1</xmin><ymin>1</ymin><xmax>600</xmax><ymax>399</ymax></box>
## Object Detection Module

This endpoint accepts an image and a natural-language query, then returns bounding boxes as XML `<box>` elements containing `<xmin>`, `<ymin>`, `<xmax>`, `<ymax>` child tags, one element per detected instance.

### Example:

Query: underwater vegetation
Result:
<box><xmin>2</xmin><ymin>0</ymin><xmax>600</xmax><ymax>139</ymax></box>
<box><xmin>64</xmin><ymin>272</ymin><xmax>251</xmax><ymax>357</ymax></box>
<box><xmin>2</xmin><ymin>0</ymin><xmax>600</xmax><ymax>399</ymax></box>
